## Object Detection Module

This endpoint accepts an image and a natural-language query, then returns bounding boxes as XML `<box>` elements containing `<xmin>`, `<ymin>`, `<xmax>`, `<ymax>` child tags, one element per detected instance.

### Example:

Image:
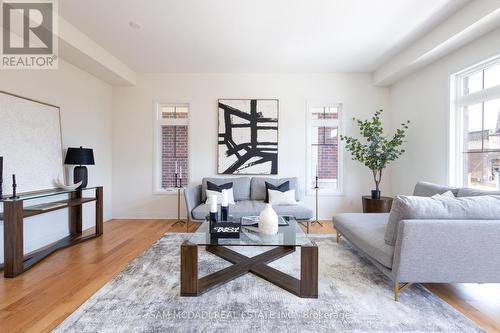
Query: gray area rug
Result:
<box><xmin>54</xmin><ymin>234</ymin><xmax>484</xmax><ymax>333</ymax></box>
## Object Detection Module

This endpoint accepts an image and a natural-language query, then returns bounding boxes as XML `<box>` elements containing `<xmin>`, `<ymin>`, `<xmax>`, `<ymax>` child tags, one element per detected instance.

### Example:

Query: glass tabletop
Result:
<box><xmin>188</xmin><ymin>216</ymin><xmax>313</xmax><ymax>247</ymax></box>
<box><xmin>1</xmin><ymin>187</ymin><xmax>99</xmax><ymax>202</ymax></box>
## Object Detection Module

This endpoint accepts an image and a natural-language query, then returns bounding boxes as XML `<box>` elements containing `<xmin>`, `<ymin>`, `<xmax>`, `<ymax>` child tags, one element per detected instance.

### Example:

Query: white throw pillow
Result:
<box><xmin>205</xmin><ymin>188</ymin><xmax>235</xmax><ymax>205</ymax></box>
<box><xmin>268</xmin><ymin>189</ymin><xmax>297</xmax><ymax>205</ymax></box>
<box><xmin>432</xmin><ymin>190</ymin><xmax>455</xmax><ymax>198</ymax></box>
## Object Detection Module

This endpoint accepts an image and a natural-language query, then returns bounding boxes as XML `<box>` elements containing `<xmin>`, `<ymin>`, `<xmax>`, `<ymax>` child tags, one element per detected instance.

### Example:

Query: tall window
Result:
<box><xmin>154</xmin><ymin>103</ymin><xmax>189</xmax><ymax>192</ymax></box>
<box><xmin>306</xmin><ymin>104</ymin><xmax>342</xmax><ymax>194</ymax></box>
<box><xmin>451</xmin><ymin>57</ymin><xmax>500</xmax><ymax>189</ymax></box>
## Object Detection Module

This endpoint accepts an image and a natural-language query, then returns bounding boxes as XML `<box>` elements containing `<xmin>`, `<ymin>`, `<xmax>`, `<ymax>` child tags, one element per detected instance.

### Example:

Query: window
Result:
<box><xmin>451</xmin><ymin>56</ymin><xmax>500</xmax><ymax>190</ymax></box>
<box><xmin>306</xmin><ymin>104</ymin><xmax>342</xmax><ymax>194</ymax></box>
<box><xmin>154</xmin><ymin>103</ymin><xmax>189</xmax><ymax>192</ymax></box>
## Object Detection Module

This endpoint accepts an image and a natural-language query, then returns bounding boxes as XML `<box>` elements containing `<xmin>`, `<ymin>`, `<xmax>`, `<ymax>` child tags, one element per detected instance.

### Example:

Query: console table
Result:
<box><xmin>0</xmin><ymin>187</ymin><xmax>103</xmax><ymax>278</ymax></box>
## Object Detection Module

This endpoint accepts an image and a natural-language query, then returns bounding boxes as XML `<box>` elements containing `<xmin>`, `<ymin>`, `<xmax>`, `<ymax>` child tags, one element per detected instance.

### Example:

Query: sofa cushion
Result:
<box><xmin>272</xmin><ymin>202</ymin><xmax>312</xmax><ymax>220</ymax></box>
<box><xmin>333</xmin><ymin>213</ymin><xmax>394</xmax><ymax>268</ymax></box>
<box><xmin>384</xmin><ymin>195</ymin><xmax>500</xmax><ymax>246</ymax></box>
<box><xmin>457</xmin><ymin>187</ymin><xmax>500</xmax><ymax>197</ymax></box>
<box><xmin>251</xmin><ymin>177</ymin><xmax>300</xmax><ymax>201</ymax></box>
<box><xmin>201</xmin><ymin>177</ymin><xmax>250</xmax><ymax>202</ymax></box>
<box><xmin>413</xmin><ymin>181</ymin><xmax>459</xmax><ymax>197</ymax></box>
<box><xmin>191</xmin><ymin>200</ymin><xmax>313</xmax><ymax>221</ymax></box>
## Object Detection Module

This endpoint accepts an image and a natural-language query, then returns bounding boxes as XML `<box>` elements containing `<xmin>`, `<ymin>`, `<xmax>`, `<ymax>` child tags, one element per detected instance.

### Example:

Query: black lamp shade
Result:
<box><xmin>64</xmin><ymin>146</ymin><xmax>95</xmax><ymax>165</ymax></box>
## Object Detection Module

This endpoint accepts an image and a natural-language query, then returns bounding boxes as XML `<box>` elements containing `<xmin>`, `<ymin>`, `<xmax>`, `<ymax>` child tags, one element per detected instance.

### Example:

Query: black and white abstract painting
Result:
<box><xmin>218</xmin><ymin>99</ymin><xmax>278</xmax><ymax>174</ymax></box>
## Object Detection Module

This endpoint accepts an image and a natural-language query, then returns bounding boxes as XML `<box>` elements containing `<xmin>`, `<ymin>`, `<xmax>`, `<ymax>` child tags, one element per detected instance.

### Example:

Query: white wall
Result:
<box><xmin>112</xmin><ymin>73</ymin><xmax>390</xmax><ymax>219</ymax></box>
<box><xmin>389</xmin><ymin>27</ymin><xmax>500</xmax><ymax>195</ymax></box>
<box><xmin>0</xmin><ymin>60</ymin><xmax>113</xmax><ymax>263</ymax></box>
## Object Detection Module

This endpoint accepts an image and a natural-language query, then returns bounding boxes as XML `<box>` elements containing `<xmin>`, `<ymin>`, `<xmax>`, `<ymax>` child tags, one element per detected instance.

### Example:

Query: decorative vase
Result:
<box><xmin>371</xmin><ymin>190</ymin><xmax>381</xmax><ymax>199</ymax></box>
<box><xmin>259</xmin><ymin>204</ymin><xmax>279</xmax><ymax>235</ymax></box>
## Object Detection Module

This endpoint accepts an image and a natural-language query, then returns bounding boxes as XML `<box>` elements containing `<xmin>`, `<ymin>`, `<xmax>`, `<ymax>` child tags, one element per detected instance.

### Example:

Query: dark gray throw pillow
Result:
<box><xmin>265</xmin><ymin>181</ymin><xmax>289</xmax><ymax>203</ymax></box>
<box><xmin>207</xmin><ymin>181</ymin><xmax>233</xmax><ymax>192</ymax></box>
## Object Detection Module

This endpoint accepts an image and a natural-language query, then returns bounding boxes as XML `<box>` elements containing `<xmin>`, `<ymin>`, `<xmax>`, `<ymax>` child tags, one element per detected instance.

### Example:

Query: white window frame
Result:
<box><xmin>305</xmin><ymin>102</ymin><xmax>344</xmax><ymax>196</ymax></box>
<box><xmin>449</xmin><ymin>55</ymin><xmax>500</xmax><ymax>187</ymax></box>
<box><xmin>153</xmin><ymin>101</ymin><xmax>190</xmax><ymax>194</ymax></box>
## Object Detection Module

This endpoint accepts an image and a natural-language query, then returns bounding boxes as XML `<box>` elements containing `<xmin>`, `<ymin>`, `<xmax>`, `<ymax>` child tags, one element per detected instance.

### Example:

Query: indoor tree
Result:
<box><xmin>340</xmin><ymin>109</ymin><xmax>410</xmax><ymax>199</ymax></box>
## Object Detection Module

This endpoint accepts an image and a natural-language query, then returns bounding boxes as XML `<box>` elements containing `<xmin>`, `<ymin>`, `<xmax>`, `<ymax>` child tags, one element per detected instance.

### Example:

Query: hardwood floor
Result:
<box><xmin>0</xmin><ymin>219</ymin><xmax>498</xmax><ymax>332</ymax></box>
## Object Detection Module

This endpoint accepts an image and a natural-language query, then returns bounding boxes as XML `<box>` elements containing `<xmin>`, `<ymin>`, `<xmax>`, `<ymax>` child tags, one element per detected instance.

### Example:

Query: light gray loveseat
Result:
<box><xmin>333</xmin><ymin>181</ymin><xmax>500</xmax><ymax>301</ymax></box>
<box><xmin>184</xmin><ymin>176</ymin><xmax>313</xmax><ymax>223</ymax></box>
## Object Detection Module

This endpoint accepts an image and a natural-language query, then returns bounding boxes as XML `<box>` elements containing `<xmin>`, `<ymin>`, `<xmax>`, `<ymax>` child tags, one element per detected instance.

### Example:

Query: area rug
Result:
<box><xmin>54</xmin><ymin>234</ymin><xmax>484</xmax><ymax>333</ymax></box>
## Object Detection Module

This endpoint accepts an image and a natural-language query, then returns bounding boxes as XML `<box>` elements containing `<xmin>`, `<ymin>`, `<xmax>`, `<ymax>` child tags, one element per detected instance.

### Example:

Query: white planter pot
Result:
<box><xmin>259</xmin><ymin>204</ymin><xmax>279</xmax><ymax>235</ymax></box>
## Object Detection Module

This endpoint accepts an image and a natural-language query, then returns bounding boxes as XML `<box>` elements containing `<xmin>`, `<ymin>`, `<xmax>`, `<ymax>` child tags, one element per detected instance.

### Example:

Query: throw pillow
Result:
<box><xmin>265</xmin><ymin>181</ymin><xmax>290</xmax><ymax>203</ymax></box>
<box><xmin>384</xmin><ymin>195</ymin><xmax>500</xmax><ymax>246</ymax></box>
<box><xmin>431</xmin><ymin>190</ymin><xmax>455</xmax><ymax>198</ymax></box>
<box><xmin>205</xmin><ymin>181</ymin><xmax>235</xmax><ymax>205</ymax></box>
<box><xmin>268</xmin><ymin>189</ymin><xmax>297</xmax><ymax>205</ymax></box>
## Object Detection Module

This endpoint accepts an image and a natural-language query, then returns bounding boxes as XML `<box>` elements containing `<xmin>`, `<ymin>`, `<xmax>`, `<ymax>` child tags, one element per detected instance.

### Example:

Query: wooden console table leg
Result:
<box><xmin>69</xmin><ymin>191</ymin><xmax>82</xmax><ymax>236</ymax></box>
<box><xmin>300</xmin><ymin>242</ymin><xmax>318</xmax><ymax>298</ymax></box>
<box><xmin>180</xmin><ymin>241</ymin><xmax>198</xmax><ymax>296</ymax></box>
<box><xmin>4</xmin><ymin>200</ymin><xmax>24</xmax><ymax>277</ymax></box>
<box><xmin>95</xmin><ymin>187</ymin><xmax>104</xmax><ymax>235</ymax></box>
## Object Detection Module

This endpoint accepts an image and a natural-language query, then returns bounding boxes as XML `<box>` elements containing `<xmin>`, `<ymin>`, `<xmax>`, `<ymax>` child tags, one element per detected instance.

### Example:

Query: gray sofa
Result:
<box><xmin>184</xmin><ymin>176</ymin><xmax>313</xmax><ymax>223</ymax></box>
<box><xmin>333</xmin><ymin>181</ymin><xmax>500</xmax><ymax>301</ymax></box>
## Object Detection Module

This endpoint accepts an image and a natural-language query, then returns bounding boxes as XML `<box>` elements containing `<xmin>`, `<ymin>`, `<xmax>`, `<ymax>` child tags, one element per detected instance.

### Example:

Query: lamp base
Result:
<box><xmin>74</xmin><ymin>166</ymin><xmax>88</xmax><ymax>189</ymax></box>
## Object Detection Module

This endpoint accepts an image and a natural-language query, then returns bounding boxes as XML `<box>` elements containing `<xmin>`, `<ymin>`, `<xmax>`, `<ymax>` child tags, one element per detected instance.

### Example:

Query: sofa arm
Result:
<box><xmin>393</xmin><ymin>219</ymin><xmax>500</xmax><ymax>283</ymax></box>
<box><xmin>184</xmin><ymin>185</ymin><xmax>202</xmax><ymax>220</ymax></box>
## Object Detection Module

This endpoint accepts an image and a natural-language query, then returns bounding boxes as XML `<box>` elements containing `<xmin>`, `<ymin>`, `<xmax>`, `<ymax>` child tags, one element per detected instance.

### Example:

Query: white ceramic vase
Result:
<box><xmin>259</xmin><ymin>204</ymin><xmax>279</xmax><ymax>235</ymax></box>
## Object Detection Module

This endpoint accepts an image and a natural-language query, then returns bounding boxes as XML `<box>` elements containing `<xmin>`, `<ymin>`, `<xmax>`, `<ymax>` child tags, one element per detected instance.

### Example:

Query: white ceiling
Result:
<box><xmin>59</xmin><ymin>0</ymin><xmax>469</xmax><ymax>73</ymax></box>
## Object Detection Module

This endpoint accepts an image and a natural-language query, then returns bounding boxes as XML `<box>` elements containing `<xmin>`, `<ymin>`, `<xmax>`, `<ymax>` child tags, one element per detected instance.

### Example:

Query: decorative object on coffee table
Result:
<box><xmin>64</xmin><ymin>146</ymin><xmax>95</xmax><ymax>189</ymax></box>
<box><xmin>362</xmin><ymin>195</ymin><xmax>393</xmax><ymax>213</ymax></box>
<box><xmin>209</xmin><ymin>217</ymin><xmax>241</xmax><ymax>239</ymax></box>
<box><xmin>220</xmin><ymin>189</ymin><xmax>229</xmax><ymax>221</ymax></box>
<box><xmin>259</xmin><ymin>203</ymin><xmax>278</xmax><ymax>234</ymax></box>
<box><xmin>340</xmin><ymin>109</ymin><xmax>409</xmax><ymax>199</ymax></box>
<box><xmin>209</xmin><ymin>194</ymin><xmax>218</xmax><ymax>224</ymax></box>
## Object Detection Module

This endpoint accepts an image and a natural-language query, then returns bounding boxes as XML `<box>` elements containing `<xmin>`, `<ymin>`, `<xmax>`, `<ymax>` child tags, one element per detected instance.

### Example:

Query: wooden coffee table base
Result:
<box><xmin>180</xmin><ymin>241</ymin><xmax>318</xmax><ymax>298</ymax></box>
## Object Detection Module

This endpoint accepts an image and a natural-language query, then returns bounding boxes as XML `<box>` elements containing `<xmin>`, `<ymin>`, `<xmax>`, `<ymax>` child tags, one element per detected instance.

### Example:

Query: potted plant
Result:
<box><xmin>340</xmin><ymin>109</ymin><xmax>409</xmax><ymax>200</ymax></box>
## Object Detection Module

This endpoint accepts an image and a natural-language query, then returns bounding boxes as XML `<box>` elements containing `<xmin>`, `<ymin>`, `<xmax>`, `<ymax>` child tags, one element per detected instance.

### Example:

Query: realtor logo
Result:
<box><xmin>1</xmin><ymin>0</ymin><xmax>58</xmax><ymax>69</ymax></box>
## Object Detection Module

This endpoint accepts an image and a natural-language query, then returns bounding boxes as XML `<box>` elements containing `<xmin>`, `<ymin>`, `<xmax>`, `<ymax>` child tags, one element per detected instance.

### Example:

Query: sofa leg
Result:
<box><xmin>336</xmin><ymin>232</ymin><xmax>341</xmax><ymax>244</ymax></box>
<box><xmin>394</xmin><ymin>282</ymin><xmax>413</xmax><ymax>302</ymax></box>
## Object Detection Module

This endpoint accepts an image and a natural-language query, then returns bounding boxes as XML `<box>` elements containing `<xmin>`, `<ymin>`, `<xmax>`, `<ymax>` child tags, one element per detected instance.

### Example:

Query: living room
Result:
<box><xmin>1</xmin><ymin>0</ymin><xmax>500</xmax><ymax>332</ymax></box>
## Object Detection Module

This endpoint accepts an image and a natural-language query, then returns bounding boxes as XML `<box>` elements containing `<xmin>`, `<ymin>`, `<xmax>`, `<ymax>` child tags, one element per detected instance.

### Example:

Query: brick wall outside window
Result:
<box><xmin>317</xmin><ymin>126</ymin><xmax>338</xmax><ymax>179</ymax></box>
<box><xmin>162</xmin><ymin>125</ymin><xmax>188</xmax><ymax>188</ymax></box>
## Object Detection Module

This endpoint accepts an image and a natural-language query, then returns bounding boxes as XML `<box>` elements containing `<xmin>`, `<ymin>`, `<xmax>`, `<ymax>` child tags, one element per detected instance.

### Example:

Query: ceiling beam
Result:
<box><xmin>373</xmin><ymin>0</ymin><xmax>500</xmax><ymax>86</ymax></box>
<box><xmin>58</xmin><ymin>17</ymin><xmax>137</xmax><ymax>86</ymax></box>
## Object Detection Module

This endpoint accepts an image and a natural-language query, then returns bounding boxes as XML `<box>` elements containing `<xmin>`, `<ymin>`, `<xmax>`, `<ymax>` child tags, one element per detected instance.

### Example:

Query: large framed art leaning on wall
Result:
<box><xmin>0</xmin><ymin>90</ymin><xmax>64</xmax><ymax>196</ymax></box>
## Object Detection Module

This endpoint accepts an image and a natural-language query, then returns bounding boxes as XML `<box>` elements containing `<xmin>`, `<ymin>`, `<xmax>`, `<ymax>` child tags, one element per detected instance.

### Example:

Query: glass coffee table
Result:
<box><xmin>180</xmin><ymin>216</ymin><xmax>318</xmax><ymax>298</ymax></box>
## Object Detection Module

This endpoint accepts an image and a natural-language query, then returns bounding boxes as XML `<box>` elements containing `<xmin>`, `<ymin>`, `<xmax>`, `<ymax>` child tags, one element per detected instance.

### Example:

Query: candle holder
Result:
<box><xmin>172</xmin><ymin>173</ymin><xmax>188</xmax><ymax>231</ymax></box>
<box><xmin>10</xmin><ymin>174</ymin><xmax>19</xmax><ymax>199</ymax></box>
<box><xmin>306</xmin><ymin>176</ymin><xmax>323</xmax><ymax>233</ymax></box>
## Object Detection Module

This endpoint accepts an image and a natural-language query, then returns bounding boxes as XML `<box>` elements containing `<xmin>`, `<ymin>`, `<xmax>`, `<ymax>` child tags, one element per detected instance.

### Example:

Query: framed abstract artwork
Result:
<box><xmin>218</xmin><ymin>99</ymin><xmax>279</xmax><ymax>174</ymax></box>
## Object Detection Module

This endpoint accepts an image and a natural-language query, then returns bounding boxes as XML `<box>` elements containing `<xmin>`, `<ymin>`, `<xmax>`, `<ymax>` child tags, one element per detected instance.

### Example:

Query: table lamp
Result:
<box><xmin>64</xmin><ymin>146</ymin><xmax>95</xmax><ymax>189</ymax></box>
